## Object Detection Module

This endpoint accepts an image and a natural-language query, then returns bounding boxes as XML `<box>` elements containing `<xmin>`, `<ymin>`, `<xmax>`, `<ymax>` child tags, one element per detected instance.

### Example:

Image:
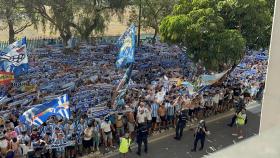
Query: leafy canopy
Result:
<box><xmin>160</xmin><ymin>0</ymin><xmax>272</xmax><ymax>71</ymax></box>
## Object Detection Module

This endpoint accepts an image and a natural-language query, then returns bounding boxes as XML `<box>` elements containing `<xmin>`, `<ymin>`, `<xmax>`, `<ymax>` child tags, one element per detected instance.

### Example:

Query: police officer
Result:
<box><xmin>136</xmin><ymin>123</ymin><xmax>148</xmax><ymax>156</ymax></box>
<box><xmin>174</xmin><ymin>109</ymin><xmax>188</xmax><ymax>140</ymax></box>
<box><xmin>191</xmin><ymin>120</ymin><xmax>209</xmax><ymax>152</ymax></box>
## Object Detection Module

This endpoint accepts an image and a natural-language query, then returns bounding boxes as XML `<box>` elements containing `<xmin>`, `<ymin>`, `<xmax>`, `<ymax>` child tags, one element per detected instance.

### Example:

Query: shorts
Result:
<box><xmin>128</xmin><ymin>122</ymin><xmax>135</xmax><ymax>132</ymax></box>
<box><xmin>189</xmin><ymin>109</ymin><xmax>194</xmax><ymax>116</ymax></box>
<box><xmin>55</xmin><ymin>150</ymin><xmax>65</xmax><ymax>158</ymax></box>
<box><xmin>147</xmin><ymin>120</ymin><xmax>152</xmax><ymax>129</ymax></box>
<box><xmin>103</xmin><ymin>131</ymin><xmax>113</xmax><ymax>141</ymax></box>
<box><xmin>82</xmin><ymin>139</ymin><xmax>93</xmax><ymax>148</ymax></box>
<box><xmin>194</xmin><ymin>107</ymin><xmax>200</xmax><ymax>113</ymax></box>
<box><xmin>236</xmin><ymin>124</ymin><xmax>245</xmax><ymax>130</ymax></box>
<box><xmin>152</xmin><ymin>117</ymin><xmax>157</xmax><ymax>123</ymax></box>
<box><xmin>160</xmin><ymin>115</ymin><xmax>166</xmax><ymax>122</ymax></box>
<box><xmin>205</xmin><ymin>106</ymin><xmax>212</xmax><ymax>111</ymax></box>
<box><xmin>219</xmin><ymin>100</ymin><xmax>223</xmax><ymax>106</ymax></box>
<box><xmin>167</xmin><ymin>115</ymin><xmax>174</xmax><ymax>121</ymax></box>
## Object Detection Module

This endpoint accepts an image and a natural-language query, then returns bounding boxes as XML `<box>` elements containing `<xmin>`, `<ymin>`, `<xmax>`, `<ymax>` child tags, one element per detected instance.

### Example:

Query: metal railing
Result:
<box><xmin>0</xmin><ymin>34</ymin><xmax>157</xmax><ymax>50</ymax></box>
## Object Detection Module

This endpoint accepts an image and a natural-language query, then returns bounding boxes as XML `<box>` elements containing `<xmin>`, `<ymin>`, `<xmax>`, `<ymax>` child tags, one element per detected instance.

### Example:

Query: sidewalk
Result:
<box><xmin>81</xmin><ymin>110</ymin><xmax>235</xmax><ymax>158</ymax></box>
<box><xmin>81</xmin><ymin>101</ymin><xmax>260</xmax><ymax>158</ymax></box>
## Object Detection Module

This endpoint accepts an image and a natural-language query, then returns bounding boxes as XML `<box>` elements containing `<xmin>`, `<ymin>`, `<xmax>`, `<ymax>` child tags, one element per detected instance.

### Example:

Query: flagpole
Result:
<box><xmin>137</xmin><ymin>0</ymin><xmax>142</xmax><ymax>47</ymax></box>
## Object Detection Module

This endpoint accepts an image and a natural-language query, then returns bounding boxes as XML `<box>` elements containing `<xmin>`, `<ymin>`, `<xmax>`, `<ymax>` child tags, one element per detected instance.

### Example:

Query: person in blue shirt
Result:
<box><xmin>151</xmin><ymin>102</ymin><xmax>159</xmax><ymax>133</ymax></box>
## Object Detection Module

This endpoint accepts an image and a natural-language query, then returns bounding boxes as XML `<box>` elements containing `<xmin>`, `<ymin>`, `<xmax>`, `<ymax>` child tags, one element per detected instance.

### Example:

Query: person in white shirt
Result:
<box><xmin>146</xmin><ymin>105</ymin><xmax>152</xmax><ymax>134</ymax></box>
<box><xmin>213</xmin><ymin>91</ymin><xmax>220</xmax><ymax>114</ymax></box>
<box><xmin>101</xmin><ymin>117</ymin><xmax>114</xmax><ymax>151</ymax></box>
<box><xmin>136</xmin><ymin>107</ymin><xmax>147</xmax><ymax>124</ymax></box>
<box><xmin>137</xmin><ymin>102</ymin><xmax>146</xmax><ymax>114</ymax></box>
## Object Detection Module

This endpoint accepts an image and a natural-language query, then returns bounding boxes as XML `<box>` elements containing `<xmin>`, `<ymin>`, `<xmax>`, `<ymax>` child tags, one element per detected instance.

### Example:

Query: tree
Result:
<box><xmin>217</xmin><ymin>0</ymin><xmax>273</xmax><ymax>49</ymax></box>
<box><xmin>24</xmin><ymin>0</ymin><xmax>129</xmax><ymax>45</ymax></box>
<box><xmin>160</xmin><ymin>0</ymin><xmax>246</xmax><ymax>71</ymax></box>
<box><xmin>0</xmin><ymin>0</ymin><xmax>34</xmax><ymax>44</ymax></box>
<box><xmin>128</xmin><ymin>0</ymin><xmax>177</xmax><ymax>41</ymax></box>
<box><xmin>70</xmin><ymin>0</ymin><xmax>129</xmax><ymax>42</ymax></box>
<box><xmin>24</xmin><ymin>0</ymin><xmax>74</xmax><ymax>46</ymax></box>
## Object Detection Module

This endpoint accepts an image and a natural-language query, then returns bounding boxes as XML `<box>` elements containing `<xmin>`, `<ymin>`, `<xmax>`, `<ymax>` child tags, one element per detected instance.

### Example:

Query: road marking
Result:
<box><xmin>207</xmin><ymin>139</ymin><xmax>213</xmax><ymax>143</ymax></box>
<box><xmin>209</xmin><ymin>146</ymin><xmax>216</xmax><ymax>151</ymax></box>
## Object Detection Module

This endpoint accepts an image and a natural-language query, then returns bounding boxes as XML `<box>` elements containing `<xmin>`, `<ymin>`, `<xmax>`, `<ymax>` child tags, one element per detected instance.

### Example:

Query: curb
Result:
<box><xmin>102</xmin><ymin>110</ymin><xmax>235</xmax><ymax>158</ymax></box>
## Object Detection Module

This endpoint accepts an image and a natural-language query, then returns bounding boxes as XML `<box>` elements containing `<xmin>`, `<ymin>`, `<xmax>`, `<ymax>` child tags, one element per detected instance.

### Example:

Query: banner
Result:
<box><xmin>199</xmin><ymin>71</ymin><xmax>228</xmax><ymax>86</ymax></box>
<box><xmin>0</xmin><ymin>71</ymin><xmax>14</xmax><ymax>85</ymax></box>
<box><xmin>116</xmin><ymin>24</ymin><xmax>136</xmax><ymax>68</ymax></box>
<box><xmin>19</xmin><ymin>94</ymin><xmax>70</xmax><ymax>126</ymax></box>
<box><xmin>182</xmin><ymin>81</ymin><xmax>195</xmax><ymax>95</ymax></box>
<box><xmin>0</xmin><ymin>37</ymin><xmax>28</xmax><ymax>76</ymax></box>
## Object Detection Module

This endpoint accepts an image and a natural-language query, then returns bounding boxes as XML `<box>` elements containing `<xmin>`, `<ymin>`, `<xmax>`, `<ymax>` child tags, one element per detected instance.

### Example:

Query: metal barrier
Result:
<box><xmin>0</xmin><ymin>34</ymin><xmax>156</xmax><ymax>50</ymax></box>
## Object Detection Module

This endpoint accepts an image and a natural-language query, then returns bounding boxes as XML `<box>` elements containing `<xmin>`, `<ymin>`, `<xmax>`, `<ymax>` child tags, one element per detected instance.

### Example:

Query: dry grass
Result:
<box><xmin>0</xmin><ymin>13</ymin><xmax>153</xmax><ymax>41</ymax></box>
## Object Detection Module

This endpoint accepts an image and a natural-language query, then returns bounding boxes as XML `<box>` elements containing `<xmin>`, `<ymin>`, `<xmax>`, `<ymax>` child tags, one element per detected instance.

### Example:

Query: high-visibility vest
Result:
<box><xmin>236</xmin><ymin>113</ymin><xmax>246</xmax><ymax>125</ymax></box>
<box><xmin>119</xmin><ymin>138</ymin><xmax>131</xmax><ymax>154</ymax></box>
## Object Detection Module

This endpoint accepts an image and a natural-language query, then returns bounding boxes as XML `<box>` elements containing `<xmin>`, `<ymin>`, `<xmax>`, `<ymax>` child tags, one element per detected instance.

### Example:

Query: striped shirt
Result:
<box><xmin>175</xmin><ymin>104</ymin><xmax>182</xmax><ymax>112</ymax></box>
<box><xmin>15</xmin><ymin>125</ymin><xmax>28</xmax><ymax>135</ymax></box>
<box><xmin>166</xmin><ymin>103</ymin><xmax>175</xmax><ymax>116</ymax></box>
<box><xmin>53</xmin><ymin>138</ymin><xmax>66</xmax><ymax>152</ymax></box>
<box><xmin>151</xmin><ymin>103</ymin><xmax>159</xmax><ymax>118</ymax></box>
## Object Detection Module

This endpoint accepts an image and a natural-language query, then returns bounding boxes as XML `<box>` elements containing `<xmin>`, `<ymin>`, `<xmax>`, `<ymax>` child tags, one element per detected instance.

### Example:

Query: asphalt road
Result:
<box><xmin>109</xmin><ymin>102</ymin><xmax>261</xmax><ymax>158</ymax></box>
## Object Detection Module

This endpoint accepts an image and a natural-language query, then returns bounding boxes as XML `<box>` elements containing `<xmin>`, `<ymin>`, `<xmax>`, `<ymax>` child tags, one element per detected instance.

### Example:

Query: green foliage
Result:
<box><xmin>217</xmin><ymin>0</ymin><xmax>273</xmax><ymax>49</ymax></box>
<box><xmin>0</xmin><ymin>0</ymin><xmax>35</xmax><ymax>43</ymax></box>
<box><xmin>24</xmin><ymin>0</ymin><xmax>129</xmax><ymax>45</ymax></box>
<box><xmin>160</xmin><ymin>0</ymin><xmax>272</xmax><ymax>71</ymax></box>
<box><xmin>128</xmin><ymin>0</ymin><xmax>177</xmax><ymax>40</ymax></box>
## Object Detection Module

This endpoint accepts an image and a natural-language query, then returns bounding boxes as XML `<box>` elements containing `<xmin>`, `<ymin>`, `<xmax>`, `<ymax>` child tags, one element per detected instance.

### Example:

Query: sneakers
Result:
<box><xmin>191</xmin><ymin>149</ymin><xmax>196</xmax><ymax>152</ymax></box>
<box><xmin>232</xmin><ymin>133</ymin><xmax>238</xmax><ymax>136</ymax></box>
<box><xmin>174</xmin><ymin>137</ymin><xmax>180</xmax><ymax>140</ymax></box>
<box><xmin>136</xmin><ymin>152</ymin><xmax>141</xmax><ymax>156</ymax></box>
<box><xmin>227</xmin><ymin>124</ymin><xmax>233</xmax><ymax>127</ymax></box>
<box><xmin>238</xmin><ymin>136</ymin><xmax>244</xmax><ymax>139</ymax></box>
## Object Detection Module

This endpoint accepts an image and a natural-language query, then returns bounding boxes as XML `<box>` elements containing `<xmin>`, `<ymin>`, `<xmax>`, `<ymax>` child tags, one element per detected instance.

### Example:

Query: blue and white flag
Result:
<box><xmin>199</xmin><ymin>71</ymin><xmax>228</xmax><ymax>86</ymax></box>
<box><xmin>116</xmin><ymin>24</ymin><xmax>135</xmax><ymax>48</ymax></box>
<box><xmin>116</xmin><ymin>24</ymin><xmax>136</xmax><ymax>68</ymax></box>
<box><xmin>19</xmin><ymin>94</ymin><xmax>70</xmax><ymax>126</ymax></box>
<box><xmin>0</xmin><ymin>37</ymin><xmax>28</xmax><ymax>76</ymax></box>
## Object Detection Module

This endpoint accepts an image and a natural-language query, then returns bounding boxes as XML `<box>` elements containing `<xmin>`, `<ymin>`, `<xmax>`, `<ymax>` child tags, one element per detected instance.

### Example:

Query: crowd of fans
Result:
<box><xmin>0</xmin><ymin>41</ymin><xmax>267</xmax><ymax>158</ymax></box>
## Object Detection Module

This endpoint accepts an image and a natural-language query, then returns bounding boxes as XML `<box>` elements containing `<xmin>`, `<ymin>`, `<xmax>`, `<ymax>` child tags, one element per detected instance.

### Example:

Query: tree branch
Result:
<box><xmin>14</xmin><ymin>22</ymin><xmax>33</xmax><ymax>34</ymax></box>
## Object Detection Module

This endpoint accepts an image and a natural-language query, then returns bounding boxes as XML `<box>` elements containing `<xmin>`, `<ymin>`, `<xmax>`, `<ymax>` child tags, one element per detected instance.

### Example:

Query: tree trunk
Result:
<box><xmin>79</xmin><ymin>27</ymin><xmax>93</xmax><ymax>43</ymax></box>
<box><xmin>81</xmin><ymin>32</ymin><xmax>90</xmax><ymax>43</ymax></box>
<box><xmin>8</xmin><ymin>20</ymin><xmax>15</xmax><ymax>44</ymax></box>
<box><xmin>152</xmin><ymin>28</ymin><xmax>158</xmax><ymax>44</ymax></box>
<box><xmin>60</xmin><ymin>32</ymin><xmax>72</xmax><ymax>47</ymax></box>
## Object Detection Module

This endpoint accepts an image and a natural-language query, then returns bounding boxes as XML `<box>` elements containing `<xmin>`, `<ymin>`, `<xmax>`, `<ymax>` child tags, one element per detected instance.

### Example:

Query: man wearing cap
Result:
<box><xmin>101</xmin><ymin>117</ymin><xmax>114</xmax><ymax>151</ymax></box>
<box><xmin>191</xmin><ymin>120</ymin><xmax>210</xmax><ymax>152</ymax></box>
<box><xmin>174</xmin><ymin>109</ymin><xmax>188</xmax><ymax>140</ymax></box>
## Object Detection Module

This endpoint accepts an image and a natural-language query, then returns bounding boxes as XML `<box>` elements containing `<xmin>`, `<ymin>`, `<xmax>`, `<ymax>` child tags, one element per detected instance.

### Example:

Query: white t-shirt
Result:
<box><xmin>137</xmin><ymin>106</ymin><xmax>146</xmax><ymax>114</ymax></box>
<box><xmin>101</xmin><ymin>121</ymin><xmax>111</xmax><ymax>133</ymax></box>
<box><xmin>213</xmin><ymin>94</ymin><xmax>220</xmax><ymax>104</ymax></box>
<box><xmin>0</xmin><ymin>139</ymin><xmax>8</xmax><ymax>148</ymax></box>
<box><xmin>137</xmin><ymin>112</ymin><xmax>147</xmax><ymax>124</ymax></box>
<box><xmin>155</xmin><ymin>90</ymin><xmax>165</xmax><ymax>103</ymax></box>
<box><xmin>20</xmin><ymin>144</ymin><xmax>30</xmax><ymax>156</ymax></box>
